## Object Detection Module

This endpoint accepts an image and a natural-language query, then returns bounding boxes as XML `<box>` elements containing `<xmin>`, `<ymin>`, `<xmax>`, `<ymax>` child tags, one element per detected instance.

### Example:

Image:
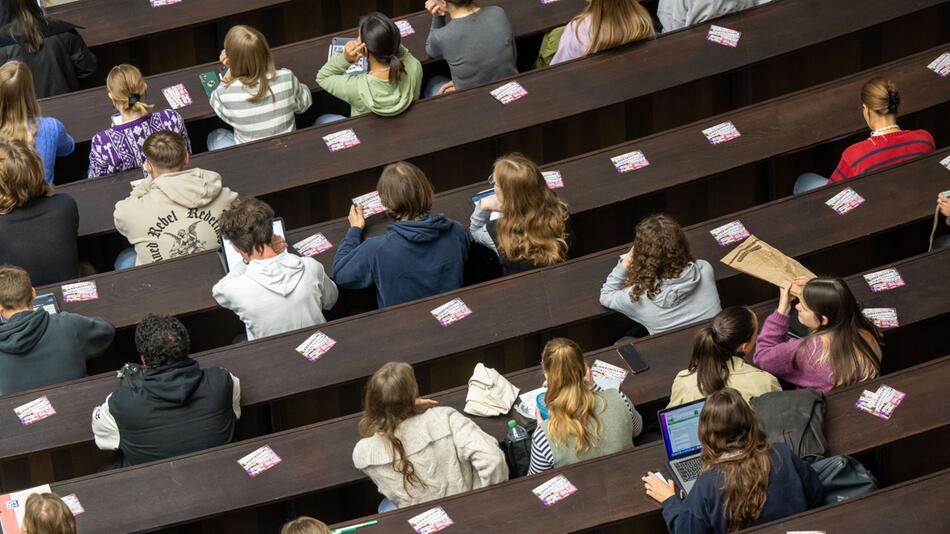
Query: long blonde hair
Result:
<box><xmin>107</xmin><ymin>64</ymin><xmax>154</xmax><ymax>115</ymax></box>
<box><xmin>0</xmin><ymin>60</ymin><xmax>39</xmax><ymax>145</ymax></box>
<box><xmin>494</xmin><ymin>153</ymin><xmax>569</xmax><ymax>267</ymax></box>
<box><xmin>358</xmin><ymin>362</ymin><xmax>427</xmax><ymax>494</ymax></box>
<box><xmin>223</xmin><ymin>25</ymin><xmax>276</xmax><ymax>102</ymax></box>
<box><xmin>542</xmin><ymin>338</ymin><xmax>602</xmax><ymax>453</ymax></box>
<box><xmin>575</xmin><ymin>0</ymin><xmax>655</xmax><ymax>56</ymax></box>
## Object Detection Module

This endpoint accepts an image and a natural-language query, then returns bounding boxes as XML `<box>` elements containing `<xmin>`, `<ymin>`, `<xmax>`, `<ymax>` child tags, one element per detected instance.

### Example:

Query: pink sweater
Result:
<box><xmin>752</xmin><ymin>311</ymin><xmax>835</xmax><ymax>393</ymax></box>
<box><xmin>552</xmin><ymin>17</ymin><xmax>592</xmax><ymax>65</ymax></box>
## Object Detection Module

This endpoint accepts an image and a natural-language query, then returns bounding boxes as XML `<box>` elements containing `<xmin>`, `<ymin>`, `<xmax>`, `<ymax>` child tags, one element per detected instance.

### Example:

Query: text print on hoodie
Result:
<box><xmin>316</xmin><ymin>45</ymin><xmax>423</xmax><ymax>117</ymax></box>
<box><xmin>599</xmin><ymin>258</ymin><xmax>722</xmax><ymax>335</ymax></box>
<box><xmin>212</xmin><ymin>250</ymin><xmax>339</xmax><ymax>341</ymax></box>
<box><xmin>0</xmin><ymin>309</ymin><xmax>115</xmax><ymax>396</ymax></box>
<box><xmin>113</xmin><ymin>168</ymin><xmax>239</xmax><ymax>266</ymax></box>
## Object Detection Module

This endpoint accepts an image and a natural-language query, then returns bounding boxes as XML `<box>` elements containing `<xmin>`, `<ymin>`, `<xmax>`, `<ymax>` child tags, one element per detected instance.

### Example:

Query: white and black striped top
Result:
<box><xmin>527</xmin><ymin>385</ymin><xmax>643</xmax><ymax>475</ymax></box>
<box><xmin>209</xmin><ymin>68</ymin><xmax>312</xmax><ymax>145</ymax></box>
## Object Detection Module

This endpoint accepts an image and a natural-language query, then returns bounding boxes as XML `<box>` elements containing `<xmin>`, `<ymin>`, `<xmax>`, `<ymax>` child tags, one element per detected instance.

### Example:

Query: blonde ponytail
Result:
<box><xmin>542</xmin><ymin>338</ymin><xmax>602</xmax><ymax>453</ymax></box>
<box><xmin>106</xmin><ymin>64</ymin><xmax>154</xmax><ymax>115</ymax></box>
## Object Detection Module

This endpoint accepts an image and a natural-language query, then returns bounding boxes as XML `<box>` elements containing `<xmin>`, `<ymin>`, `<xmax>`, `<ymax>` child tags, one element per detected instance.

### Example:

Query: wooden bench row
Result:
<box><xmin>57</xmin><ymin>0</ymin><xmax>949</xmax><ymax>237</ymax></box>
<box><xmin>3</xmin><ymin>150</ymin><xmax>946</xmax><ymax>470</ymax></box>
<box><xmin>332</xmin><ymin>354</ymin><xmax>950</xmax><ymax>533</ymax></box>
<box><xmin>37</xmin><ymin>46</ymin><xmax>950</xmax><ymax>332</ymax></box>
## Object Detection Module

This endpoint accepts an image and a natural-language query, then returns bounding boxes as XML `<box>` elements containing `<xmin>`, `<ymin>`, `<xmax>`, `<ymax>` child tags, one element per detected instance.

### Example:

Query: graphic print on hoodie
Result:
<box><xmin>212</xmin><ymin>251</ymin><xmax>339</xmax><ymax>341</ymax></box>
<box><xmin>599</xmin><ymin>259</ymin><xmax>722</xmax><ymax>335</ymax></box>
<box><xmin>0</xmin><ymin>309</ymin><xmax>114</xmax><ymax>396</ymax></box>
<box><xmin>113</xmin><ymin>168</ymin><xmax>239</xmax><ymax>266</ymax></box>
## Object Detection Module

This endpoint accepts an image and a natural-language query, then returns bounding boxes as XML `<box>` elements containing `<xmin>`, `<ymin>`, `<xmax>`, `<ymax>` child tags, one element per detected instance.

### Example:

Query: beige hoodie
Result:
<box><xmin>113</xmin><ymin>168</ymin><xmax>238</xmax><ymax>266</ymax></box>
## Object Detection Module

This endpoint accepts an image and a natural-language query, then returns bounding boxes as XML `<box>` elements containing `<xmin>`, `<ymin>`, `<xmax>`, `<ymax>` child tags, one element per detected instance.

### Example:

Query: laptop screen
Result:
<box><xmin>659</xmin><ymin>398</ymin><xmax>705</xmax><ymax>460</ymax></box>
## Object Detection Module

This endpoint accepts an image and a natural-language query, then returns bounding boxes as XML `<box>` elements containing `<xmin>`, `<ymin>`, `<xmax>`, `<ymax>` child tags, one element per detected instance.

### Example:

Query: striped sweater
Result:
<box><xmin>209</xmin><ymin>68</ymin><xmax>312</xmax><ymax>145</ymax></box>
<box><xmin>829</xmin><ymin>129</ymin><xmax>935</xmax><ymax>182</ymax></box>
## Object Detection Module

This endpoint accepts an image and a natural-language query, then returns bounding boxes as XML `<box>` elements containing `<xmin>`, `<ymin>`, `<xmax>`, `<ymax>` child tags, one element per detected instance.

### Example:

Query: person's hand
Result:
<box><xmin>479</xmin><ymin>194</ymin><xmax>503</xmax><ymax>212</ymax></box>
<box><xmin>938</xmin><ymin>191</ymin><xmax>950</xmax><ymax>217</ymax></box>
<box><xmin>343</xmin><ymin>39</ymin><xmax>366</xmax><ymax>64</ymax></box>
<box><xmin>437</xmin><ymin>81</ymin><xmax>456</xmax><ymax>96</ymax></box>
<box><xmin>414</xmin><ymin>397</ymin><xmax>439</xmax><ymax>413</ymax></box>
<box><xmin>219</xmin><ymin>49</ymin><xmax>229</xmax><ymax>67</ymax></box>
<box><xmin>622</xmin><ymin>246</ymin><xmax>635</xmax><ymax>270</ymax></box>
<box><xmin>535</xmin><ymin>404</ymin><xmax>544</xmax><ymax>426</ymax></box>
<box><xmin>348</xmin><ymin>204</ymin><xmax>366</xmax><ymax>230</ymax></box>
<box><xmin>425</xmin><ymin>0</ymin><xmax>447</xmax><ymax>16</ymax></box>
<box><xmin>642</xmin><ymin>472</ymin><xmax>676</xmax><ymax>504</ymax></box>
<box><xmin>777</xmin><ymin>280</ymin><xmax>794</xmax><ymax>316</ymax></box>
<box><xmin>271</xmin><ymin>234</ymin><xmax>287</xmax><ymax>254</ymax></box>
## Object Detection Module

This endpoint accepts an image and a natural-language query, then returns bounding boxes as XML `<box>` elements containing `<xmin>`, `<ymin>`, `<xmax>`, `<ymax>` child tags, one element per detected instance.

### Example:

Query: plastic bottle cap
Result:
<box><xmin>507</xmin><ymin>419</ymin><xmax>517</xmax><ymax>428</ymax></box>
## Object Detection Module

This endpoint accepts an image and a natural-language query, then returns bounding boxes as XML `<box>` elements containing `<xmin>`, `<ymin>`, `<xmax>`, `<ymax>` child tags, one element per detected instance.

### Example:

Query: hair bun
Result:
<box><xmin>128</xmin><ymin>93</ymin><xmax>141</xmax><ymax>107</ymax></box>
<box><xmin>886</xmin><ymin>90</ymin><xmax>900</xmax><ymax>114</ymax></box>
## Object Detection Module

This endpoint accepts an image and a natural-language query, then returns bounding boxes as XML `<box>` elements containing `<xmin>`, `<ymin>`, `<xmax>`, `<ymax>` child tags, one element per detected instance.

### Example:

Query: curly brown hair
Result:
<box><xmin>622</xmin><ymin>214</ymin><xmax>694</xmax><ymax>301</ymax></box>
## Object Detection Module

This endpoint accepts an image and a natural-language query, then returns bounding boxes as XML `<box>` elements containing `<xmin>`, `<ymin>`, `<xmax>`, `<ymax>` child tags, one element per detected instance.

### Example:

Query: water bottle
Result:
<box><xmin>505</xmin><ymin>419</ymin><xmax>531</xmax><ymax>477</ymax></box>
<box><xmin>506</xmin><ymin>419</ymin><xmax>529</xmax><ymax>442</ymax></box>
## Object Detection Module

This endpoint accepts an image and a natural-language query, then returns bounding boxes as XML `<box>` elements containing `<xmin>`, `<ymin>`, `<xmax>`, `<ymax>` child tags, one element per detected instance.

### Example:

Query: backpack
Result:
<box><xmin>810</xmin><ymin>455</ymin><xmax>879</xmax><ymax>504</ymax></box>
<box><xmin>750</xmin><ymin>389</ymin><xmax>827</xmax><ymax>462</ymax></box>
<box><xmin>501</xmin><ymin>419</ymin><xmax>536</xmax><ymax>478</ymax></box>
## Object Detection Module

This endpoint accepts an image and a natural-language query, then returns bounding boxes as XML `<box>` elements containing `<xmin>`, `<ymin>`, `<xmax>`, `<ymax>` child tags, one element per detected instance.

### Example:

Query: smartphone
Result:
<box><xmin>616</xmin><ymin>343</ymin><xmax>649</xmax><ymax>374</ymax></box>
<box><xmin>942</xmin><ymin>190</ymin><xmax>950</xmax><ymax>199</ymax></box>
<box><xmin>199</xmin><ymin>71</ymin><xmax>221</xmax><ymax>97</ymax></box>
<box><xmin>471</xmin><ymin>188</ymin><xmax>495</xmax><ymax>204</ymax></box>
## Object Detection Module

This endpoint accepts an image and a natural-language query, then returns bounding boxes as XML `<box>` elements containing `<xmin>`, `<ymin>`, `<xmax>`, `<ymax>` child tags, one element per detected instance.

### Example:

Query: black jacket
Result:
<box><xmin>0</xmin><ymin>19</ymin><xmax>97</xmax><ymax>98</ymax></box>
<box><xmin>97</xmin><ymin>359</ymin><xmax>239</xmax><ymax>466</ymax></box>
<box><xmin>0</xmin><ymin>308</ymin><xmax>114</xmax><ymax>396</ymax></box>
<box><xmin>0</xmin><ymin>194</ymin><xmax>79</xmax><ymax>286</ymax></box>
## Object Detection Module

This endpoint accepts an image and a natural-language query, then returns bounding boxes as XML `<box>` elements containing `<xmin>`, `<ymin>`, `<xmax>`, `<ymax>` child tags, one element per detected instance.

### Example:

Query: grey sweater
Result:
<box><xmin>599</xmin><ymin>258</ymin><xmax>722</xmax><ymax>335</ymax></box>
<box><xmin>425</xmin><ymin>6</ymin><xmax>518</xmax><ymax>90</ymax></box>
<box><xmin>657</xmin><ymin>0</ymin><xmax>757</xmax><ymax>33</ymax></box>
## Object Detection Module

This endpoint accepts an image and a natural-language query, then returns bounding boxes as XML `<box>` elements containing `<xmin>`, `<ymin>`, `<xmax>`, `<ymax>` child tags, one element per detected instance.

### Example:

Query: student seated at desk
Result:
<box><xmin>213</xmin><ymin>197</ymin><xmax>338</xmax><ymax>341</ymax></box>
<box><xmin>332</xmin><ymin>161</ymin><xmax>469</xmax><ymax>308</ymax></box>
<box><xmin>0</xmin><ymin>0</ymin><xmax>97</xmax><ymax>98</ymax></box>
<box><xmin>22</xmin><ymin>493</ymin><xmax>77</xmax><ymax>534</ymax></box>
<box><xmin>0</xmin><ymin>264</ymin><xmax>114</xmax><ymax>396</ymax></box>
<box><xmin>528</xmin><ymin>338</ymin><xmax>642</xmax><ymax>475</ymax></box>
<box><xmin>0</xmin><ymin>60</ymin><xmax>74</xmax><ymax>184</ymax></box>
<box><xmin>643</xmin><ymin>388</ymin><xmax>824</xmax><ymax>533</ymax></box>
<box><xmin>753</xmin><ymin>276</ymin><xmax>882</xmax><ymax>393</ymax></box>
<box><xmin>113</xmin><ymin>131</ymin><xmax>237</xmax><ymax>269</ymax></box>
<box><xmin>599</xmin><ymin>214</ymin><xmax>721</xmax><ymax>335</ymax></box>
<box><xmin>668</xmin><ymin>306</ymin><xmax>780</xmax><ymax>408</ymax></box>
<box><xmin>353</xmin><ymin>362</ymin><xmax>508</xmax><ymax>512</ymax></box>
<box><xmin>208</xmin><ymin>25</ymin><xmax>312</xmax><ymax>150</ymax></box>
<box><xmin>551</xmin><ymin>0</ymin><xmax>655</xmax><ymax>65</ymax></box>
<box><xmin>422</xmin><ymin>0</ymin><xmax>518</xmax><ymax>97</ymax></box>
<box><xmin>657</xmin><ymin>0</ymin><xmax>755</xmax><ymax>33</ymax></box>
<box><xmin>0</xmin><ymin>139</ymin><xmax>78</xmax><ymax>285</ymax></box>
<box><xmin>469</xmin><ymin>153</ymin><xmax>571</xmax><ymax>274</ymax></box>
<box><xmin>91</xmin><ymin>314</ymin><xmax>241</xmax><ymax>467</ymax></box>
<box><xmin>88</xmin><ymin>64</ymin><xmax>192</xmax><ymax>179</ymax></box>
<box><xmin>316</xmin><ymin>12</ymin><xmax>423</xmax><ymax>123</ymax></box>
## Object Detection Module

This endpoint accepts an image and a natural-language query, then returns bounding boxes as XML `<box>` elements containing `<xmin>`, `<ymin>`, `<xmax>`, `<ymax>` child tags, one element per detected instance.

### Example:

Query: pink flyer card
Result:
<box><xmin>940</xmin><ymin>155</ymin><xmax>950</xmax><ymax>171</ymax></box>
<box><xmin>150</xmin><ymin>0</ymin><xmax>182</xmax><ymax>6</ymax></box>
<box><xmin>490</xmin><ymin>81</ymin><xmax>528</xmax><ymax>104</ymax></box>
<box><xmin>14</xmin><ymin>396</ymin><xmax>56</xmax><ymax>425</ymax></box>
<box><xmin>532</xmin><ymin>475</ymin><xmax>578</xmax><ymax>506</ymax></box>
<box><xmin>395</xmin><ymin>20</ymin><xmax>415</xmax><ymax>37</ymax></box>
<box><xmin>590</xmin><ymin>359</ymin><xmax>628</xmax><ymax>391</ymax></box>
<box><xmin>294</xmin><ymin>233</ymin><xmax>333</xmax><ymax>257</ymax></box>
<box><xmin>707</xmin><ymin>25</ymin><xmax>741</xmax><ymax>47</ymax></box>
<box><xmin>825</xmin><ymin>188</ymin><xmax>865</xmax><ymax>215</ymax></box>
<box><xmin>702</xmin><ymin>121</ymin><xmax>741</xmax><ymax>144</ymax></box>
<box><xmin>323</xmin><ymin>129</ymin><xmax>361</xmax><ymax>152</ymax></box>
<box><xmin>542</xmin><ymin>170</ymin><xmax>564</xmax><ymax>189</ymax></box>
<box><xmin>60</xmin><ymin>494</ymin><xmax>84</xmax><ymax>517</ymax></box>
<box><xmin>709</xmin><ymin>221</ymin><xmax>750</xmax><ymax>247</ymax></box>
<box><xmin>927</xmin><ymin>51</ymin><xmax>950</xmax><ymax>77</ymax></box>
<box><xmin>610</xmin><ymin>150</ymin><xmax>650</xmax><ymax>173</ymax></box>
<box><xmin>61</xmin><ymin>281</ymin><xmax>98</xmax><ymax>303</ymax></box>
<box><xmin>856</xmin><ymin>385</ymin><xmax>906</xmax><ymax>420</ymax></box>
<box><xmin>295</xmin><ymin>331</ymin><xmax>336</xmax><ymax>361</ymax></box>
<box><xmin>862</xmin><ymin>308</ymin><xmax>900</xmax><ymax>329</ymax></box>
<box><xmin>237</xmin><ymin>445</ymin><xmax>282</xmax><ymax>477</ymax></box>
<box><xmin>431</xmin><ymin>298</ymin><xmax>473</xmax><ymax>326</ymax></box>
<box><xmin>352</xmin><ymin>191</ymin><xmax>387</xmax><ymax>217</ymax></box>
<box><xmin>407</xmin><ymin>507</ymin><xmax>454</xmax><ymax>534</ymax></box>
<box><xmin>863</xmin><ymin>268</ymin><xmax>905</xmax><ymax>293</ymax></box>
<box><xmin>161</xmin><ymin>83</ymin><xmax>192</xmax><ymax>109</ymax></box>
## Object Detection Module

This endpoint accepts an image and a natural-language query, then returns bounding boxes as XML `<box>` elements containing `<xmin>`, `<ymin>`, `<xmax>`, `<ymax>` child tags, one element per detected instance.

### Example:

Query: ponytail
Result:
<box><xmin>387</xmin><ymin>53</ymin><xmax>405</xmax><ymax>85</ymax></box>
<box><xmin>359</xmin><ymin>12</ymin><xmax>405</xmax><ymax>85</ymax></box>
<box><xmin>687</xmin><ymin>307</ymin><xmax>758</xmax><ymax>397</ymax></box>
<box><xmin>106</xmin><ymin>64</ymin><xmax>155</xmax><ymax>115</ymax></box>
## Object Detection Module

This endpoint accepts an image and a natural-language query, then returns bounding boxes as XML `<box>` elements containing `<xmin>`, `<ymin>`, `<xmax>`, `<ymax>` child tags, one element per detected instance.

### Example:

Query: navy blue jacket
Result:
<box><xmin>661</xmin><ymin>443</ymin><xmax>824</xmax><ymax>533</ymax></box>
<box><xmin>331</xmin><ymin>214</ymin><xmax>470</xmax><ymax>308</ymax></box>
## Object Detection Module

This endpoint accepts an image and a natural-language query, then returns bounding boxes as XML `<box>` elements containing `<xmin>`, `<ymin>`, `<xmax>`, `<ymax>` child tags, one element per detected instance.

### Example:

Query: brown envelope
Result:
<box><xmin>721</xmin><ymin>235</ymin><xmax>816</xmax><ymax>296</ymax></box>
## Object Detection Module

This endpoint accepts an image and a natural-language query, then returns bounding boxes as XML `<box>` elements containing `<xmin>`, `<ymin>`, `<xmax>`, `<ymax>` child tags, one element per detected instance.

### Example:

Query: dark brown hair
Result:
<box><xmin>687</xmin><ymin>307</ymin><xmax>758</xmax><ymax>396</ymax></box>
<box><xmin>0</xmin><ymin>0</ymin><xmax>45</xmax><ymax>53</ymax></box>
<box><xmin>377</xmin><ymin>161</ymin><xmax>433</xmax><ymax>220</ymax></box>
<box><xmin>143</xmin><ymin>131</ymin><xmax>187</xmax><ymax>171</ymax></box>
<box><xmin>0</xmin><ymin>264</ymin><xmax>32</xmax><ymax>309</ymax></box>
<box><xmin>219</xmin><ymin>197</ymin><xmax>276</xmax><ymax>256</ymax></box>
<box><xmin>861</xmin><ymin>77</ymin><xmax>899</xmax><ymax>116</ymax></box>
<box><xmin>699</xmin><ymin>389</ymin><xmax>772</xmax><ymax>531</ymax></box>
<box><xmin>622</xmin><ymin>214</ymin><xmax>694</xmax><ymax>301</ymax></box>
<box><xmin>360</xmin><ymin>12</ymin><xmax>405</xmax><ymax>85</ymax></box>
<box><xmin>0</xmin><ymin>138</ymin><xmax>49</xmax><ymax>214</ymax></box>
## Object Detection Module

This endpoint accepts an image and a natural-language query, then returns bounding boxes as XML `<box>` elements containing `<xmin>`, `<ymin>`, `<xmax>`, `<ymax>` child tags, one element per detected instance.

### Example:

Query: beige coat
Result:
<box><xmin>113</xmin><ymin>168</ymin><xmax>237</xmax><ymax>266</ymax></box>
<box><xmin>353</xmin><ymin>406</ymin><xmax>508</xmax><ymax>509</ymax></box>
<box><xmin>668</xmin><ymin>356</ymin><xmax>781</xmax><ymax>408</ymax></box>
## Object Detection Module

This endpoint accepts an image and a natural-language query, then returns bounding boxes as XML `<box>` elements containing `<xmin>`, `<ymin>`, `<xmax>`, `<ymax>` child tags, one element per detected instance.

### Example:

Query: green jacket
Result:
<box><xmin>316</xmin><ymin>45</ymin><xmax>422</xmax><ymax>117</ymax></box>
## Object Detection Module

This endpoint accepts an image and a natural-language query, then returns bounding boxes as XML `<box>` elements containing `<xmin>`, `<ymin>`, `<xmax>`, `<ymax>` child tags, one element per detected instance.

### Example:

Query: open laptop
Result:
<box><xmin>218</xmin><ymin>218</ymin><xmax>285</xmax><ymax>274</ymax></box>
<box><xmin>658</xmin><ymin>397</ymin><xmax>705</xmax><ymax>495</ymax></box>
<box><xmin>32</xmin><ymin>293</ymin><xmax>59</xmax><ymax>315</ymax></box>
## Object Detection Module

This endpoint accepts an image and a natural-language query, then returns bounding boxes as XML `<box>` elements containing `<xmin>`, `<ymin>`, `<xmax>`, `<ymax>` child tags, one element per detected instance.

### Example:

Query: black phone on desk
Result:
<box><xmin>617</xmin><ymin>343</ymin><xmax>649</xmax><ymax>373</ymax></box>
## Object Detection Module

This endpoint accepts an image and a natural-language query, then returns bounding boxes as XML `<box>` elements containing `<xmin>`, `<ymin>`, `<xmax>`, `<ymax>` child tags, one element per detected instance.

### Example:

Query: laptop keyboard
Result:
<box><xmin>675</xmin><ymin>457</ymin><xmax>702</xmax><ymax>481</ymax></box>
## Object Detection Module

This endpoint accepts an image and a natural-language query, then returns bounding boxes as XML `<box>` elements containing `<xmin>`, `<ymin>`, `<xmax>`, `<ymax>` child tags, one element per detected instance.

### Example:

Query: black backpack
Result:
<box><xmin>750</xmin><ymin>389</ymin><xmax>828</xmax><ymax>462</ymax></box>
<box><xmin>810</xmin><ymin>455</ymin><xmax>880</xmax><ymax>504</ymax></box>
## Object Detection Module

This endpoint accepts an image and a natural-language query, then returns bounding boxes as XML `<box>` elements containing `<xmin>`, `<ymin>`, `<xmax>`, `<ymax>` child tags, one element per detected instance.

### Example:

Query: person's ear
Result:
<box><xmin>820</xmin><ymin>315</ymin><xmax>829</xmax><ymax>327</ymax></box>
<box><xmin>182</xmin><ymin>152</ymin><xmax>190</xmax><ymax>168</ymax></box>
<box><xmin>31</xmin><ymin>287</ymin><xmax>36</xmax><ymax>299</ymax></box>
<box><xmin>144</xmin><ymin>160</ymin><xmax>154</xmax><ymax>177</ymax></box>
